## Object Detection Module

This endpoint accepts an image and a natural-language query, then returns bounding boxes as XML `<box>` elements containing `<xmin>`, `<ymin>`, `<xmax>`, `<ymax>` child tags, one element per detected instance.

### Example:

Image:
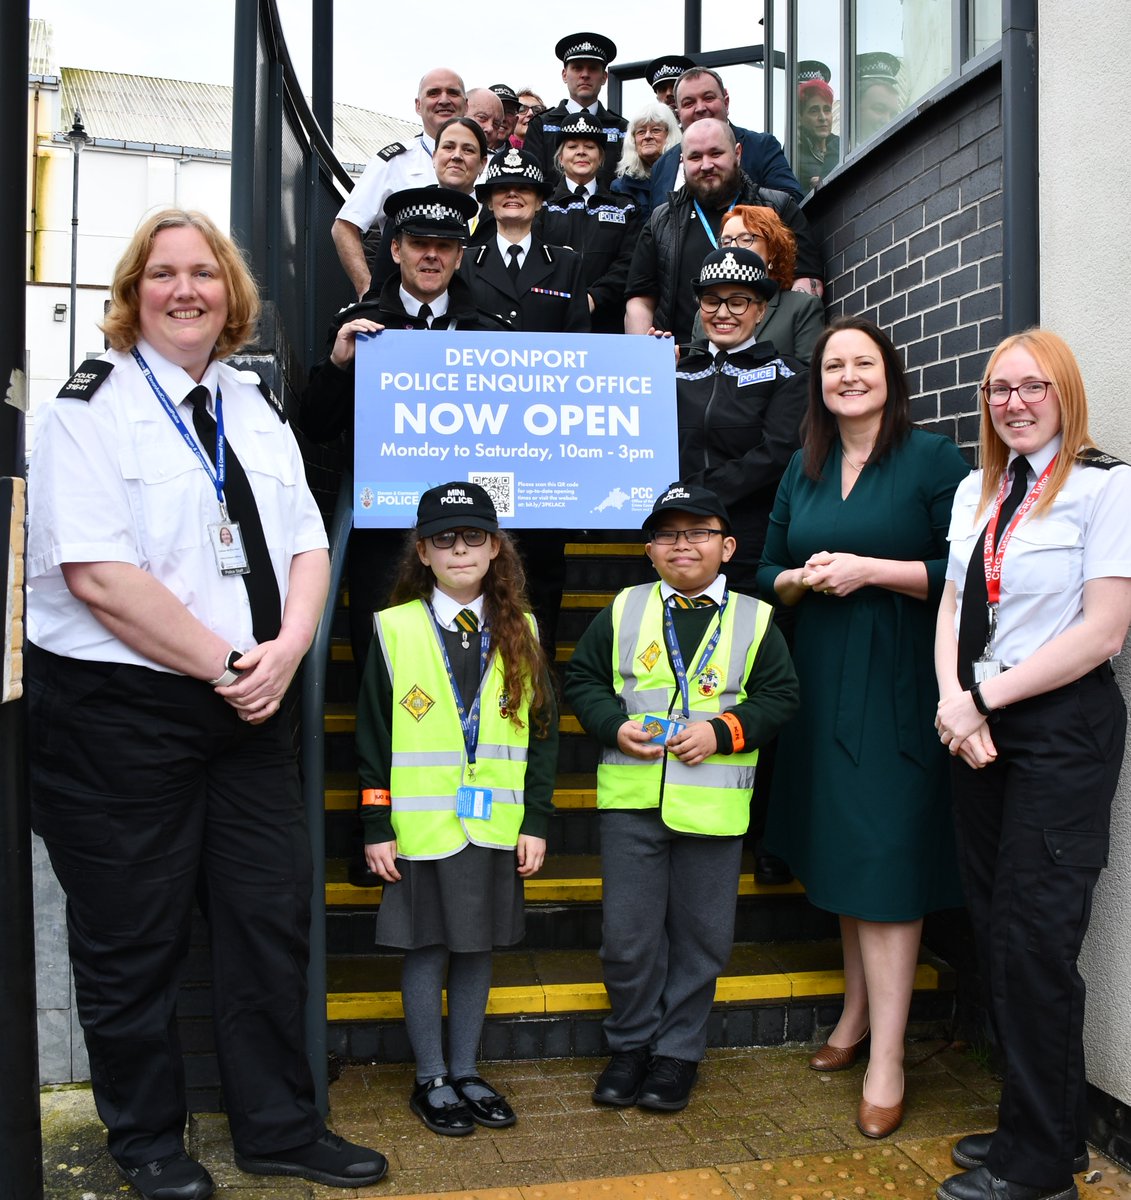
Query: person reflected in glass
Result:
<box><xmin>796</xmin><ymin>60</ymin><xmax>840</xmax><ymax>191</ymax></box>
<box><xmin>856</xmin><ymin>52</ymin><xmax>902</xmax><ymax>141</ymax></box>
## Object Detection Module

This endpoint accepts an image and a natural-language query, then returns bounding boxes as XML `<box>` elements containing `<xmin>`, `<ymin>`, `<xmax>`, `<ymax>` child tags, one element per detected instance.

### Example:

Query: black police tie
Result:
<box><xmin>714</xmin><ymin>349</ymin><xmax>729</xmax><ymax>373</ymax></box>
<box><xmin>574</xmin><ymin>184</ymin><xmax>587</xmax><ymax>199</ymax></box>
<box><xmin>956</xmin><ymin>455</ymin><xmax>1031</xmax><ymax>688</ymax></box>
<box><xmin>188</xmin><ymin>385</ymin><xmax>282</xmax><ymax>645</ymax></box>
<box><xmin>507</xmin><ymin>244</ymin><xmax>522</xmax><ymax>282</ymax></box>
<box><xmin>418</xmin><ymin>303</ymin><xmax>433</xmax><ymax>328</ymax></box>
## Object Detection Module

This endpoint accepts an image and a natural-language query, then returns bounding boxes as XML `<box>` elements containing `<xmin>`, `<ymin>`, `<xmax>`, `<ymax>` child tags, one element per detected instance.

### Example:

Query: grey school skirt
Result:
<box><xmin>374</xmin><ymin>841</ymin><xmax>525</xmax><ymax>952</ymax></box>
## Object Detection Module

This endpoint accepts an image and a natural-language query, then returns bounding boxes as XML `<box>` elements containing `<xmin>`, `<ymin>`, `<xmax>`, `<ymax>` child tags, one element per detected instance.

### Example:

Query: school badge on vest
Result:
<box><xmin>400</xmin><ymin>684</ymin><xmax>435</xmax><ymax>721</ymax></box>
<box><xmin>498</xmin><ymin>691</ymin><xmax>511</xmax><ymax>719</ymax></box>
<box><xmin>637</xmin><ymin>641</ymin><xmax>663</xmax><ymax>671</ymax></box>
<box><xmin>697</xmin><ymin>665</ymin><xmax>722</xmax><ymax>697</ymax></box>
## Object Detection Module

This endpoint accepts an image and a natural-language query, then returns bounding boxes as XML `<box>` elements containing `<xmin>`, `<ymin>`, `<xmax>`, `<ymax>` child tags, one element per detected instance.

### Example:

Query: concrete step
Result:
<box><xmin>323</xmin><ymin>938</ymin><xmax>955</xmax><ymax>1064</ymax></box>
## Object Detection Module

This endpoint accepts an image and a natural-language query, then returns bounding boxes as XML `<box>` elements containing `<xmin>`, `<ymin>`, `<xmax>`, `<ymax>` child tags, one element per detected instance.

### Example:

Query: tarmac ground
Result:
<box><xmin>40</xmin><ymin>1040</ymin><xmax>1131</xmax><ymax>1200</ymax></box>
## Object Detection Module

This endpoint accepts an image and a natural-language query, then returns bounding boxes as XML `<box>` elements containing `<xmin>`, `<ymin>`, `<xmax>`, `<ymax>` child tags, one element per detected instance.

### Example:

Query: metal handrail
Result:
<box><xmin>299</xmin><ymin>469</ymin><xmax>353</xmax><ymax>1114</ymax></box>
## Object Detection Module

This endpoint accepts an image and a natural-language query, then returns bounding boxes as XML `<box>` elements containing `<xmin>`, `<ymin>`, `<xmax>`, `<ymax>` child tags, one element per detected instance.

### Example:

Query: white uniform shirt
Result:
<box><xmin>28</xmin><ymin>340</ymin><xmax>329</xmax><ymax>668</ymax></box>
<box><xmin>336</xmin><ymin>134</ymin><xmax>436</xmax><ymax>236</ymax></box>
<box><xmin>429</xmin><ymin>589</ymin><xmax>485</xmax><ymax>631</ymax></box>
<box><xmin>658</xmin><ymin>574</ymin><xmax>728</xmax><ymax>606</ymax></box>
<box><xmin>946</xmin><ymin>434</ymin><xmax>1131</xmax><ymax>667</ymax></box>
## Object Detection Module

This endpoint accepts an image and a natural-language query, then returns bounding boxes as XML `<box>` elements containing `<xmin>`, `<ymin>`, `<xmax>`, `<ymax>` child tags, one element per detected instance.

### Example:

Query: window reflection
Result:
<box><xmin>854</xmin><ymin>0</ymin><xmax>953</xmax><ymax>143</ymax></box>
<box><xmin>795</xmin><ymin>0</ymin><xmax>841</xmax><ymax>190</ymax></box>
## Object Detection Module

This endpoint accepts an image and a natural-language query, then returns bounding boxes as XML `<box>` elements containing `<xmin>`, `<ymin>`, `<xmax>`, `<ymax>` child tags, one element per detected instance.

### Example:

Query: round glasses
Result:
<box><xmin>719</xmin><ymin>232</ymin><xmax>761</xmax><ymax>250</ymax></box>
<box><xmin>649</xmin><ymin>528</ymin><xmax>722</xmax><ymax>545</ymax></box>
<box><xmin>428</xmin><ymin>528</ymin><xmax>489</xmax><ymax>549</ymax></box>
<box><xmin>981</xmin><ymin>381</ymin><xmax>1053</xmax><ymax>406</ymax></box>
<box><xmin>698</xmin><ymin>293</ymin><xmax>756</xmax><ymax>315</ymax></box>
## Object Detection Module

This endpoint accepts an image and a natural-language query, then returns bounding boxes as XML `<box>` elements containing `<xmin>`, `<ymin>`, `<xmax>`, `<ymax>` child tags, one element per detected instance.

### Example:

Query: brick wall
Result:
<box><xmin>802</xmin><ymin>64</ymin><xmax>1004</xmax><ymax>458</ymax></box>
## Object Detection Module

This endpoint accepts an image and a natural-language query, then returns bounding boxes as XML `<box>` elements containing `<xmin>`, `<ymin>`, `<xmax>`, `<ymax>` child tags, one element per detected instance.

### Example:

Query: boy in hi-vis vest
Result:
<box><xmin>565</xmin><ymin>483</ymin><xmax>799</xmax><ymax>1111</ymax></box>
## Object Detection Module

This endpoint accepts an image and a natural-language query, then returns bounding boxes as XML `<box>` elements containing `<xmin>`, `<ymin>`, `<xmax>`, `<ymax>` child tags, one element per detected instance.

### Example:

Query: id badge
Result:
<box><xmin>208</xmin><ymin>521</ymin><xmax>250</xmax><ymax>576</ymax></box>
<box><xmin>456</xmin><ymin>785</ymin><xmax>493</xmax><ymax>820</ymax></box>
<box><xmin>641</xmin><ymin>715</ymin><xmax>686</xmax><ymax>745</ymax></box>
<box><xmin>973</xmin><ymin>659</ymin><xmax>1003</xmax><ymax>682</ymax></box>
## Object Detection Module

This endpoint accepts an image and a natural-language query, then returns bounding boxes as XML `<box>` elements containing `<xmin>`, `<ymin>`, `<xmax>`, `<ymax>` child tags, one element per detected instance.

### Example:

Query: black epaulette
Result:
<box><xmin>1077</xmin><ymin>447</ymin><xmax>1127</xmax><ymax>470</ymax></box>
<box><xmin>378</xmin><ymin>142</ymin><xmax>407</xmax><ymax>162</ymax></box>
<box><xmin>540</xmin><ymin>245</ymin><xmax>555</xmax><ymax>263</ymax></box>
<box><xmin>58</xmin><ymin>359</ymin><xmax>113</xmax><ymax>400</ymax></box>
<box><xmin>473</xmin><ymin>245</ymin><xmax>490</xmax><ymax>266</ymax></box>
<box><xmin>257</xmin><ymin>378</ymin><xmax>287</xmax><ymax>423</ymax></box>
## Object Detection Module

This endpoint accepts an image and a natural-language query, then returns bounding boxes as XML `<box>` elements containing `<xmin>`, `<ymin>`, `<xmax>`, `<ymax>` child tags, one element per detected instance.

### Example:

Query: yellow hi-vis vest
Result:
<box><xmin>597</xmin><ymin>583</ymin><xmax>772</xmax><ymax>836</ymax></box>
<box><xmin>374</xmin><ymin>600</ymin><xmax>532</xmax><ymax>859</ymax></box>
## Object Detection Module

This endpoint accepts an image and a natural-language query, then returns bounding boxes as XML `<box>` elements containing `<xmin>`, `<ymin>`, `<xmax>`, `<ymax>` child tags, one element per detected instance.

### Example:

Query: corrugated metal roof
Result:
<box><xmin>57</xmin><ymin>67</ymin><xmax>417</xmax><ymax>167</ymax></box>
<box><xmin>28</xmin><ymin>18</ymin><xmax>56</xmax><ymax>78</ymax></box>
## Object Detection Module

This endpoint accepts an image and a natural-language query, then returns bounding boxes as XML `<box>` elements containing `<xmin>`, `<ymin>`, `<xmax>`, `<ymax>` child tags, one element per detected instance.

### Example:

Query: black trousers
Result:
<box><xmin>950</xmin><ymin>665</ymin><xmax>1125</xmax><ymax>1190</ymax></box>
<box><xmin>27</xmin><ymin>645</ymin><xmax>323</xmax><ymax>1166</ymax></box>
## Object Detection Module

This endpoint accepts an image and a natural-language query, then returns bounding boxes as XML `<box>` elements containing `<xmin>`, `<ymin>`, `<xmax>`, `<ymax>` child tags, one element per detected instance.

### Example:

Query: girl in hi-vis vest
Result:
<box><xmin>356</xmin><ymin>482</ymin><xmax>558</xmax><ymax>1136</ymax></box>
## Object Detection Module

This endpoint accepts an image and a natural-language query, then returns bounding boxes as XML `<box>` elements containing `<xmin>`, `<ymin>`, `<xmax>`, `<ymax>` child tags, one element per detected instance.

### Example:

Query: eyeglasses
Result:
<box><xmin>981</xmin><ymin>381</ymin><xmax>1053</xmax><ymax>406</ymax></box>
<box><xmin>719</xmin><ymin>232</ymin><xmax>760</xmax><ymax>249</ymax></box>
<box><xmin>517</xmin><ymin>104</ymin><xmax>546</xmax><ymax>116</ymax></box>
<box><xmin>428</xmin><ymin>528</ymin><xmax>489</xmax><ymax>549</ymax></box>
<box><xmin>649</xmin><ymin>528</ymin><xmax>723</xmax><ymax>545</ymax></box>
<box><xmin>698</xmin><ymin>293</ymin><xmax>755</xmax><ymax>315</ymax></box>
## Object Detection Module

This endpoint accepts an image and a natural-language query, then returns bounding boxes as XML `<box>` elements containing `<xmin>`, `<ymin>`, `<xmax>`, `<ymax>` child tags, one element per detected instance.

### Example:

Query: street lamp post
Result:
<box><xmin>65</xmin><ymin>110</ymin><xmax>88</xmax><ymax>376</ymax></box>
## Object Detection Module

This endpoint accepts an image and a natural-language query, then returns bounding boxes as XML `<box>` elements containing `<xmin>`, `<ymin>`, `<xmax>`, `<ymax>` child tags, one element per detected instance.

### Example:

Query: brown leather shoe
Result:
<box><xmin>856</xmin><ymin>1069</ymin><xmax>904</xmax><ymax>1139</ymax></box>
<box><xmin>809</xmin><ymin>1029</ymin><xmax>869</xmax><ymax>1072</ymax></box>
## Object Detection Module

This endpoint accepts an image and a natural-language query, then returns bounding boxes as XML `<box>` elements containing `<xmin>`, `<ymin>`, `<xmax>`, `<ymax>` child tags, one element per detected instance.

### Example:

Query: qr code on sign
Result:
<box><xmin>469</xmin><ymin>472</ymin><xmax>515</xmax><ymax>518</ymax></box>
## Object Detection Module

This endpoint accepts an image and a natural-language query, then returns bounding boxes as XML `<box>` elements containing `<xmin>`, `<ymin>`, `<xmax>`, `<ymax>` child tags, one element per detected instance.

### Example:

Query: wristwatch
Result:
<box><xmin>209</xmin><ymin>649</ymin><xmax>244</xmax><ymax>687</ymax></box>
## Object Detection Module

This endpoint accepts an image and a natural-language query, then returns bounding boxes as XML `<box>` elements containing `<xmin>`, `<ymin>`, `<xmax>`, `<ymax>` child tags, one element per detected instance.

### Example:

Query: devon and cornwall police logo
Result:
<box><xmin>400</xmin><ymin>685</ymin><xmax>435</xmax><ymax>721</ymax></box>
<box><xmin>637</xmin><ymin>641</ymin><xmax>663</xmax><ymax>672</ymax></box>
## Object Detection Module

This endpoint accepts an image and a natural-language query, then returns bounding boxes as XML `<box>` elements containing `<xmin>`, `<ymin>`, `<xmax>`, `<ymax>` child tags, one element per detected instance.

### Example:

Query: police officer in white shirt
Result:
<box><xmin>27</xmin><ymin>209</ymin><xmax>387</xmax><ymax>1199</ymax></box>
<box><xmin>934</xmin><ymin>329</ymin><xmax>1131</xmax><ymax>1200</ymax></box>
<box><xmin>332</xmin><ymin>67</ymin><xmax>467</xmax><ymax>299</ymax></box>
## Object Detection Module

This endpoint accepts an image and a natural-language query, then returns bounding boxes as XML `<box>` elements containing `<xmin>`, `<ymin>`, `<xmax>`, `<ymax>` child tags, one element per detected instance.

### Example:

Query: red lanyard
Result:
<box><xmin>982</xmin><ymin>455</ymin><xmax>1058</xmax><ymax>604</ymax></box>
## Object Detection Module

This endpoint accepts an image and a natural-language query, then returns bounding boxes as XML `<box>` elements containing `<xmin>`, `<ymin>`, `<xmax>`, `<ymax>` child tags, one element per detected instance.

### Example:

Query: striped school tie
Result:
<box><xmin>669</xmin><ymin>595</ymin><xmax>715</xmax><ymax>610</ymax></box>
<box><xmin>454</xmin><ymin>607</ymin><xmax>478</xmax><ymax>647</ymax></box>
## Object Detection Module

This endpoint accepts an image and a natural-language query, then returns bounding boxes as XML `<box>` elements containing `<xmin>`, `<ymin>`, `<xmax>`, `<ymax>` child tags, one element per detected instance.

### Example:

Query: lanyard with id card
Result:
<box><xmin>972</xmin><ymin>455</ymin><xmax>1057</xmax><ymax>681</ymax></box>
<box><xmin>662</xmin><ymin>590</ymin><xmax>729</xmax><ymax>719</ymax></box>
<box><xmin>429</xmin><ymin>604</ymin><xmax>495</xmax><ymax>821</ymax></box>
<box><xmin>132</xmin><ymin>348</ymin><xmax>251</xmax><ymax>577</ymax></box>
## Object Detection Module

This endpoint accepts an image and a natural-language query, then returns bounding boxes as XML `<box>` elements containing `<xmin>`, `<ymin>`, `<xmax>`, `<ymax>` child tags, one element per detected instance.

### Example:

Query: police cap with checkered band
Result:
<box><xmin>645</xmin><ymin>55</ymin><xmax>696</xmax><ymax>91</ymax></box>
<box><xmin>556</xmin><ymin>110</ymin><xmax>607</xmax><ymax>147</ymax></box>
<box><xmin>554</xmin><ymin>31</ymin><xmax>617</xmax><ymax>66</ymax></box>
<box><xmin>692</xmin><ymin>247</ymin><xmax>778</xmax><ymax>302</ymax></box>
<box><xmin>475</xmin><ymin>147</ymin><xmax>555</xmax><ymax>200</ymax></box>
<box><xmin>383</xmin><ymin>186</ymin><xmax>478</xmax><ymax>239</ymax></box>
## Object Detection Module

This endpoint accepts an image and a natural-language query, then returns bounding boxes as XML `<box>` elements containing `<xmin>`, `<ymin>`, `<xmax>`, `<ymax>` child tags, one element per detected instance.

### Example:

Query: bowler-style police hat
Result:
<box><xmin>556</xmin><ymin>111</ymin><xmax>607</xmax><ymax>146</ymax></box>
<box><xmin>692</xmin><ymin>247</ymin><xmax>778</xmax><ymax>301</ymax></box>
<box><xmin>475</xmin><ymin>147</ymin><xmax>555</xmax><ymax>200</ymax></box>
<box><xmin>643</xmin><ymin>483</ymin><xmax>731</xmax><ymax>533</ymax></box>
<box><xmin>416</xmin><ymin>482</ymin><xmax>500</xmax><ymax>539</ymax></box>
<box><xmin>856</xmin><ymin>50</ymin><xmax>901</xmax><ymax>85</ymax></box>
<box><xmin>384</xmin><ymin>186</ymin><xmax>478</xmax><ymax>240</ymax></box>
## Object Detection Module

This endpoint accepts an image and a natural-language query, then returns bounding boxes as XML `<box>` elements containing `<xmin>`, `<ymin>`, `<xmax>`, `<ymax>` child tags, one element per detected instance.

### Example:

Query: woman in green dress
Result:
<box><xmin>757</xmin><ymin>316</ymin><xmax>968</xmax><ymax>1140</ymax></box>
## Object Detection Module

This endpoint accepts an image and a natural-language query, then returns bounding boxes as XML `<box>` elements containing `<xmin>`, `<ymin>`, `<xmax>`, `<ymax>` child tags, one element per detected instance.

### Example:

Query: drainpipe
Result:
<box><xmin>1000</xmin><ymin>0</ymin><xmax>1039</xmax><ymax>332</ymax></box>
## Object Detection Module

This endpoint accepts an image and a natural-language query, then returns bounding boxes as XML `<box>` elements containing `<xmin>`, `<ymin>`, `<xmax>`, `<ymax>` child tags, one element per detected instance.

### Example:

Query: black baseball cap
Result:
<box><xmin>643</xmin><ymin>483</ymin><xmax>731</xmax><ymax>532</ymax></box>
<box><xmin>415</xmin><ymin>482</ymin><xmax>500</xmax><ymax>539</ymax></box>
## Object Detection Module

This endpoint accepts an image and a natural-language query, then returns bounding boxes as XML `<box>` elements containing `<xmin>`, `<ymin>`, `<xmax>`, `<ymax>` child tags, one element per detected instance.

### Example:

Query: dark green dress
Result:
<box><xmin>756</xmin><ymin>430</ymin><xmax>969</xmax><ymax>920</ymax></box>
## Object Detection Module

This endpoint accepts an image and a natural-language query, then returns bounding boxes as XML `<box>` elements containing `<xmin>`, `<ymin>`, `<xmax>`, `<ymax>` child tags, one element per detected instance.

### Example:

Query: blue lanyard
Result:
<box><xmin>693</xmin><ymin>193</ymin><xmax>738</xmax><ymax>250</ymax></box>
<box><xmin>662</xmin><ymin>590</ymin><xmax>729</xmax><ymax>718</ymax></box>
<box><xmin>428</xmin><ymin>603</ymin><xmax>492</xmax><ymax>770</ymax></box>
<box><xmin>131</xmin><ymin>348</ymin><xmax>228</xmax><ymax>516</ymax></box>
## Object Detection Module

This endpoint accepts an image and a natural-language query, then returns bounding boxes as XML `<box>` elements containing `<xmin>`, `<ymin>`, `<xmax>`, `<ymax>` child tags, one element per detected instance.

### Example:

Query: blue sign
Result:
<box><xmin>354</xmin><ymin>331</ymin><xmax>678</xmax><ymax>528</ymax></box>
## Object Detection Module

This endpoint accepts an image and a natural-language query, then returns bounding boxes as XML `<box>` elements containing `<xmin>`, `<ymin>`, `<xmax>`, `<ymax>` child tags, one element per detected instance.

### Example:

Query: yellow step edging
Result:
<box><xmin>326</xmin><ymin>964</ymin><xmax>942</xmax><ymax>1022</ymax></box>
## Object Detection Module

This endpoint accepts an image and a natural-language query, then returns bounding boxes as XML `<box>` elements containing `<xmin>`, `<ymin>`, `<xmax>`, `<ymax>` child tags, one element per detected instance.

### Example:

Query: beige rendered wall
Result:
<box><xmin>1038</xmin><ymin>1</ymin><xmax>1131</xmax><ymax>1107</ymax></box>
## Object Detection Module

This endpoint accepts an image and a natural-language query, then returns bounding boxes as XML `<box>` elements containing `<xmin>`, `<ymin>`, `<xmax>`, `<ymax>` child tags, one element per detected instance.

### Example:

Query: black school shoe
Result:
<box><xmin>636</xmin><ymin>1055</ymin><xmax>699</xmax><ymax>1111</ymax></box>
<box><xmin>115</xmin><ymin>1151</ymin><xmax>214</xmax><ymax>1200</ymax></box>
<box><xmin>952</xmin><ymin>1133</ymin><xmax>1089</xmax><ymax>1175</ymax></box>
<box><xmin>409</xmin><ymin>1075</ymin><xmax>476</xmax><ymax>1136</ymax></box>
<box><xmin>452</xmin><ymin>1075</ymin><xmax>517</xmax><ymax>1127</ymax></box>
<box><xmin>234</xmin><ymin>1130</ymin><xmax>388</xmax><ymax>1187</ymax></box>
<box><xmin>937</xmin><ymin>1166</ymin><xmax>1078</xmax><ymax>1200</ymax></box>
<box><xmin>592</xmin><ymin>1047</ymin><xmax>651</xmax><ymax>1106</ymax></box>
